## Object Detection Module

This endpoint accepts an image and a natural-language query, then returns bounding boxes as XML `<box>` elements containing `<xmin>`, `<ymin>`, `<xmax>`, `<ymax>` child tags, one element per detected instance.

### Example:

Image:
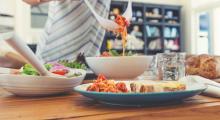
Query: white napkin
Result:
<box><xmin>180</xmin><ymin>75</ymin><xmax>220</xmax><ymax>98</ymax></box>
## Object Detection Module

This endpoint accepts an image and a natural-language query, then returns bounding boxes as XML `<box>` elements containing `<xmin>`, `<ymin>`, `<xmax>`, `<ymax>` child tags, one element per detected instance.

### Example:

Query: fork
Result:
<box><xmin>84</xmin><ymin>0</ymin><xmax>132</xmax><ymax>31</ymax></box>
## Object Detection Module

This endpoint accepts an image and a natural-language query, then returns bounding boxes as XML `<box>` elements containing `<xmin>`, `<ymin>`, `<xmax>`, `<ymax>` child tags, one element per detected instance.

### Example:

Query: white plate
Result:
<box><xmin>0</xmin><ymin>69</ymin><xmax>86</xmax><ymax>97</ymax></box>
<box><xmin>75</xmin><ymin>80</ymin><xmax>206</xmax><ymax>106</ymax></box>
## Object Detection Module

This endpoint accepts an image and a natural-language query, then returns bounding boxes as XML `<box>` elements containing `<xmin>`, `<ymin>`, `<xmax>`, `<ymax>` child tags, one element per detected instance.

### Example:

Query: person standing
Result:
<box><xmin>23</xmin><ymin>0</ymin><xmax>111</xmax><ymax>62</ymax></box>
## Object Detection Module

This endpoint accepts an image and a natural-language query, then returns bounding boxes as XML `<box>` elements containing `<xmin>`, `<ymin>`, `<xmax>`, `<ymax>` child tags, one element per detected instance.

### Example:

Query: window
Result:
<box><xmin>213</xmin><ymin>7</ymin><xmax>220</xmax><ymax>55</ymax></box>
<box><xmin>192</xmin><ymin>1</ymin><xmax>220</xmax><ymax>55</ymax></box>
<box><xmin>196</xmin><ymin>12</ymin><xmax>211</xmax><ymax>54</ymax></box>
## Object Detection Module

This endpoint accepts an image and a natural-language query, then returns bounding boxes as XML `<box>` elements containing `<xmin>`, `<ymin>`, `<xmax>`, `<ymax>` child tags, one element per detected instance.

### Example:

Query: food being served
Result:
<box><xmin>114</xmin><ymin>15</ymin><xmax>130</xmax><ymax>56</ymax></box>
<box><xmin>21</xmin><ymin>62</ymin><xmax>82</xmax><ymax>78</ymax></box>
<box><xmin>58</xmin><ymin>60</ymin><xmax>86</xmax><ymax>70</ymax></box>
<box><xmin>100</xmin><ymin>50</ymin><xmax>135</xmax><ymax>57</ymax></box>
<box><xmin>58</xmin><ymin>53</ymin><xmax>87</xmax><ymax>70</ymax></box>
<box><xmin>87</xmin><ymin>75</ymin><xmax>186</xmax><ymax>93</ymax></box>
<box><xmin>186</xmin><ymin>54</ymin><xmax>220</xmax><ymax>79</ymax></box>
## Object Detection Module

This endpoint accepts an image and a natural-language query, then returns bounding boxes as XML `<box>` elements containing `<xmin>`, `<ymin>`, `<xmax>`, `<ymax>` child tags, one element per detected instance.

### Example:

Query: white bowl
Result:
<box><xmin>0</xmin><ymin>69</ymin><xmax>86</xmax><ymax>96</ymax></box>
<box><xmin>86</xmin><ymin>56</ymin><xmax>153</xmax><ymax>79</ymax></box>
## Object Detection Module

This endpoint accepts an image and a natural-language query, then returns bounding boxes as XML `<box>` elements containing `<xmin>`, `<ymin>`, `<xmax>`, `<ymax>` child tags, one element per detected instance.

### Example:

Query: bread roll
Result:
<box><xmin>186</xmin><ymin>54</ymin><xmax>220</xmax><ymax>79</ymax></box>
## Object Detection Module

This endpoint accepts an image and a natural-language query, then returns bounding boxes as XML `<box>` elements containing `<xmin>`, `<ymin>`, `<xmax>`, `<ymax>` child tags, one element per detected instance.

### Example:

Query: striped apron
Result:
<box><xmin>36</xmin><ymin>0</ymin><xmax>110</xmax><ymax>62</ymax></box>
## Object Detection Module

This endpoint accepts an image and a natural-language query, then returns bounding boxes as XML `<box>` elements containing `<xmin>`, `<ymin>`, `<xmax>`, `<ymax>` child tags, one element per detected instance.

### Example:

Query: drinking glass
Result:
<box><xmin>155</xmin><ymin>52</ymin><xmax>185</xmax><ymax>81</ymax></box>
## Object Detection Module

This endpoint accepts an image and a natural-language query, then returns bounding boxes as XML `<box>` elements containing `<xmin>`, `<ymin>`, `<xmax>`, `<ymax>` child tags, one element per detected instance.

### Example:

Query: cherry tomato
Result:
<box><xmin>51</xmin><ymin>70</ymin><xmax>67</xmax><ymax>75</ymax></box>
<box><xmin>116</xmin><ymin>82</ymin><xmax>128</xmax><ymax>92</ymax></box>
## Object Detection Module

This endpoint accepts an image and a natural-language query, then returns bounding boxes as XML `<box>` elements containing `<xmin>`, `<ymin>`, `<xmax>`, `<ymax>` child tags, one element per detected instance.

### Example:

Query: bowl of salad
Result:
<box><xmin>0</xmin><ymin>61</ymin><xmax>86</xmax><ymax>97</ymax></box>
<box><xmin>86</xmin><ymin>50</ymin><xmax>153</xmax><ymax>79</ymax></box>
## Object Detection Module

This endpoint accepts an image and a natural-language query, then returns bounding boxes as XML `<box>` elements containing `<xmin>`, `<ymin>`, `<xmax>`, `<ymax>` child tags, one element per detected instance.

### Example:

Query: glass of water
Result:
<box><xmin>155</xmin><ymin>52</ymin><xmax>185</xmax><ymax>81</ymax></box>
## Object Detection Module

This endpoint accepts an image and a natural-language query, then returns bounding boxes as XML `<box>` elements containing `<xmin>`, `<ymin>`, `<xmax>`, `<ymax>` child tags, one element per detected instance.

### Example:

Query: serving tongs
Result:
<box><xmin>0</xmin><ymin>26</ymin><xmax>69</xmax><ymax>79</ymax></box>
<box><xmin>84</xmin><ymin>0</ymin><xmax>132</xmax><ymax>31</ymax></box>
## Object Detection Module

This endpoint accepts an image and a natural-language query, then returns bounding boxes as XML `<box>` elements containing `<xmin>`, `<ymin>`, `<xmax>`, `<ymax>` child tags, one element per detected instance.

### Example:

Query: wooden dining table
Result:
<box><xmin>1</xmin><ymin>83</ymin><xmax>220</xmax><ymax>120</ymax></box>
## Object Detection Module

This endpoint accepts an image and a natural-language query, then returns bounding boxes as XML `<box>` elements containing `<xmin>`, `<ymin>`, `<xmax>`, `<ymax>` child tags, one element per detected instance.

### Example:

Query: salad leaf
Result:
<box><xmin>21</xmin><ymin>63</ymin><xmax>53</xmax><ymax>76</ymax></box>
<box><xmin>109</xmin><ymin>50</ymin><xmax>120</xmax><ymax>56</ymax></box>
<box><xmin>126</xmin><ymin>51</ymin><xmax>134</xmax><ymax>56</ymax></box>
<box><xmin>45</xmin><ymin>63</ymin><xmax>53</xmax><ymax>70</ymax></box>
<box><xmin>58</xmin><ymin>60</ymin><xmax>87</xmax><ymax>70</ymax></box>
<box><xmin>21</xmin><ymin>64</ymin><xmax>38</xmax><ymax>75</ymax></box>
<box><xmin>101</xmin><ymin>50</ymin><xmax>136</xmax><ymax>56</ymax></box>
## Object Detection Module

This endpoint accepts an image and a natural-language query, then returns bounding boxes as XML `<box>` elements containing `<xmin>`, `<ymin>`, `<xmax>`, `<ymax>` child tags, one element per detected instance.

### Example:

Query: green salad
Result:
<box><xmin>21</xmin><ymin>63</ymin><xmax>82</xmax><ymax>78</ymax></box>
<box><xmin>21</xmin><ymin>64</ymin><xmax>52</xmax><ymax>76</ymax></box>
<box><xmin>58</xmin><ymin>60</ymin><xmax>86</xmax><ymax>70</ymax></box>
<box><xmin>101</xmin><ymin>50</ymin><xmax>136</xmax><ymax>57</ymax></box>
<box><xmin>21</xmin><ymin>53</ymin><xmax>87</xmax><ymax>77</ymax></box>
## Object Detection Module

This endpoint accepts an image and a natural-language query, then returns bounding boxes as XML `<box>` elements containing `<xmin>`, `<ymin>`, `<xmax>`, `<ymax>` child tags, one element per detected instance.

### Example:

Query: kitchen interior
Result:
<box><xmin>2</xmin><ymin>0</ymin><xmax>220</xmax><ymax>119</ymax></box>
<box><xmin>1</xmin><ymin>0</ymin><xmax>220</xmax><ymax>57</ymax></box>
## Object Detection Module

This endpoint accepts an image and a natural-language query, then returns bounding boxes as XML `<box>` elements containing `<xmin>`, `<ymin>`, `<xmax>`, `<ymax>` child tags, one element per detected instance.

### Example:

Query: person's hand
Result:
<box><xmin>0</xmin><ymin>52</ymin><xmax>26</xmax><ymax>69</ymax></box>
<box><xmin>23</xmin><ymin>0</ymin><xmax>40</xmax><ymax>5</ymax></box>
<box><xmin>23</xmin><ymin>0</ymin><xmax>53</xmax><ymax>5</ymax></box>
<box><xmin>0</xmin><ymin>57</ymin><xmax>25</xmax><ymax>69</ymax></box>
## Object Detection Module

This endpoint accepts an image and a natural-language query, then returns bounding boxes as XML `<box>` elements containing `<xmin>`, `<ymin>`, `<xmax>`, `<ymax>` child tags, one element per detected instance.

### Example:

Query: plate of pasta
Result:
<box><xmin>74</xmin><ymin>75</ymin><xmax>206</xmax><ymax>106</ymax></box>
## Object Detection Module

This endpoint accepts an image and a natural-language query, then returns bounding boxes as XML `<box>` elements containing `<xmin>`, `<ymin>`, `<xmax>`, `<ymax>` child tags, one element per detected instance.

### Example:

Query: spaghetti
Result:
<box><xmin>114</xmin><ymin>15</ymin><xmax>130</xmax><ymax>56</ymax></box>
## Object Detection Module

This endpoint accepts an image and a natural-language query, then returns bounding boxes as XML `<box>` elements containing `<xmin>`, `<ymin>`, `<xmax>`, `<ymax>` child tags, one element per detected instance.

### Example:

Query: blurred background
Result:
<box><xmin>1</xmin><ymin>0</ymin><xmax>220</xmax><ymax>56</ymax></box>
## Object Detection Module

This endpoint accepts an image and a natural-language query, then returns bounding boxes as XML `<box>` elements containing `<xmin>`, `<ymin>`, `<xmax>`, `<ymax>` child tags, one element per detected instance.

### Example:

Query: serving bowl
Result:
<box><xmin>0</xmin><ymin>69</ymin><xmax>86</xmax><ymax>96</ymax></box>
<box><xmin>86</xmin><ymin>56</ymin><xmax>153</xmax><ymax>79</ymax></box>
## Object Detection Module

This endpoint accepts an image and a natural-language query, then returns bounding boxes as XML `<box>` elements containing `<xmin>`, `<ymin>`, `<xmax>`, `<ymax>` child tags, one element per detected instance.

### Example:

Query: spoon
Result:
<box><xmin>84</xmin><ymin>0</ymin><xmax>132</xmax><ymax>31</ymax></box>
<box><xmin>4</xmin><ymin>33</ymin><xmax>63</xmax><ymax>77</ymax></box>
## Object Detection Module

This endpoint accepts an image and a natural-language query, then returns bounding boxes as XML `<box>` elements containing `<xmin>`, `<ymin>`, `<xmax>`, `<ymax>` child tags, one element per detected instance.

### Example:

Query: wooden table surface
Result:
<box><xmin>1</xmin><ymin>87</ymin><xmax>220</xmax><ymax>120</ymax></box>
